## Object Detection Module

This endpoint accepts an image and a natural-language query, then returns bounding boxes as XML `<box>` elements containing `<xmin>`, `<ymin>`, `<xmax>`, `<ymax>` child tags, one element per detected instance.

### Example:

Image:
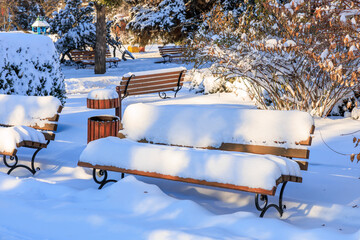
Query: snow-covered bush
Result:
<box><xmin>190</xmin><ymin>0</ymin><xmax>360</xmax><ymax>117</ymax></box>
<box><xmin>0</xmin><ymin>33</ymin><xmax>66</xmax><ymax>104</ymax></box>
<box><xmin>189</xmin><ymin>68</ymin><xmax>251</xmax><ymax>101</ymax></box>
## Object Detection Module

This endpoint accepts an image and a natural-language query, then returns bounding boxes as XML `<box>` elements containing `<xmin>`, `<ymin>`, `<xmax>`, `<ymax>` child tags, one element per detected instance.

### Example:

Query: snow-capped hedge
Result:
<box><xmin>0</xmin><ymin>33</ymin><xmax>66</xmax><ymax>104</ymax></box>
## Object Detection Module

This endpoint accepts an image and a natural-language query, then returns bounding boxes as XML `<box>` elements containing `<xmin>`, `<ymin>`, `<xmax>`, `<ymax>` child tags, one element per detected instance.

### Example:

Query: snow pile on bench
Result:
<box><xmin>0</xmin><ymin>126</ymin><xmax>46</xmax><ymax>153</ymax></box>
<box><xmin>80</xmin><ymin>137</ymin><xmax>301</xmax><ymax>190</ymax></box>
<box><xmin>0</xmin><ymin>94</ymin><xmax>61</xmax><ymax>127</ymax></box>
<box><xmin>87</xmin><ymin>89</ymin><xmax>118</xmax><ymax>100</ymax></box>
<box><xmin>120</xmin><ymin>103</ymin><xmax>314</xmax><ymax>148</ymax></box>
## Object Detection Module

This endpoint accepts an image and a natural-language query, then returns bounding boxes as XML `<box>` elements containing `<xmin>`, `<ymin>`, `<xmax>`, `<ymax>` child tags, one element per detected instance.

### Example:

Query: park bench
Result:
<box><xmin>78</xmin><ymin>103</ymin><xmax>315</xmax><ymax>217</ymax></box>
<box><xmin>114</xmin><ymin>67</ymin><xmax>187</xmax><ymax>119</ymax></box>
<box><xmin>158</xmin><ymin>46</ymin><xmax>186</xmax><ymax>63</ymax></box>
<box><xmin>0</xmin><ymin>94</ymin><xmax>63</xmax><ymax>175</ymax></box>
<box><xmin>69</xmin><ymin>50</ymin><xmax>121</xmax><ymax>68</ymax></box>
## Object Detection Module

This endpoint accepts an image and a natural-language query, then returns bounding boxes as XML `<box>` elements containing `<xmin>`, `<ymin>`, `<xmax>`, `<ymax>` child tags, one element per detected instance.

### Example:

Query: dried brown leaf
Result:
<box><xmin>351</xmin><ymin>153</ymin><xmax>355</xmax><ymax>162</ymax></box>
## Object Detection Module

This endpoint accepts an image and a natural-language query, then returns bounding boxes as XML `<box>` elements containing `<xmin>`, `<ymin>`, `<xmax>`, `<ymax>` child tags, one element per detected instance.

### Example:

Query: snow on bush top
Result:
<box><xmin>0</xmin><ymin>126</ymin><xmax>46</xmax><ymax>153</ymax></box>
<box><xmin>121</xmin><ymin>103</ymin><xmax>314</xmax><ymax>148</ymax></box>
<box><xmin>80</xmin><ymin>137</ymin><xmax>301</xmax><ymax>190</ymax></box>
<box><xmin>0</xmin><ymin>94</ymin><xmax>61</xmax><ymax>127</ymax></box>
<box><xmin>0</xmin><ymin>32</ymin><xmax>66</xmax><ymax>104</ymax></box>
<box><xmin>87</xmin><ymin>89</ymin><xmax>118</xmax><ymax>100</ymax></box>
<box><xmin>123</xmin><ymin>67</ymin><xmax>186</xmax><ymax>77</ymax></box>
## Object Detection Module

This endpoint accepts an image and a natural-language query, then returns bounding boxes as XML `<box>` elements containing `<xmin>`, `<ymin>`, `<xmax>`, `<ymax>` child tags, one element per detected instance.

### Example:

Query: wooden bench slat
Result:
<box><xmin>121</xmin><ymin>75</ymin><xmax>184</xmax><ymax>84</ymax></box>
<box><xmin>124</xmin><ymin>82</ymin><xmax>181</xmax><ymax>93</ymax></box>
<box><xmin>122</xmin><ymin>71</ymin><xmax>186</xmax><ymax>80</ymax></box>
<box><xmin>125</xmin><ymin>86</ymin><xmax>180</xmax><ymax>97</ymax></box>
<box><xmin>297</xmin><ymin>136</ymin><xmax>312</xmax><ymax>146</ymax></box>
<box><xmin>29</xmin><ymin>123</ymin><xmax>58</xmax><ymax>131</ymax></box>
<box><xmin>42</xmin><ymin>132</ymin><xmax>56</xmax><ymax>141</ymax></box>
<box><xmin>0</xmin><ymin>149</ymin><xmax>17</xmax><ymax>156</ymax></box>
<box><xmin>119</xmin><ymin>78</ymin><xmax>184</xmax><ymax>91</ymax></box>
<box><xmin>118</xmin><ymin>134</ymin><xmax>309</xmax><ymax>170</ymax></box>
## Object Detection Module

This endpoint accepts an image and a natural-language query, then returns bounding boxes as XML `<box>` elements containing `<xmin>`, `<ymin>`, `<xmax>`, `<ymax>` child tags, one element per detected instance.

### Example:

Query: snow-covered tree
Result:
<box><xmin>1</xmin><ymin>0</ymin><xmax>59</xmax><ymax>31</ymax></box>
<box><xmin>126</xmin><ymin>0</ymin><xmax>252</xmax><ymax>45</ymax></box>
<box><xmin>49</xmin><ymin>0</ymin><xmax>96</xmax><ymax>62</ymax></box>
<box><xmin>6</xmin><ymin>0</ymin><xmax>43</xmax><ymax>30</ymax></box>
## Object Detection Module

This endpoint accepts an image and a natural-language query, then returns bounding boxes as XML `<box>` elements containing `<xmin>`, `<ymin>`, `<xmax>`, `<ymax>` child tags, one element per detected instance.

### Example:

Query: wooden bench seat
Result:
<box><xmin>115</xmin><ymin>67</ymin><xmax>187</xmax><ymax>119</ymax></box>
<box><xmin>69</xmin><ymin>50</ymin><xmax>121</xmax><ymax>68</ymax></box>
<box><xmin>78</xmin><ymin>103</ymin><xmax>314</xmax><ymax>217</ymax></box>
<box><xmin>0</xmin><ymin>94</ymin><xmax>63</xmax><ymax>175</ymax></box>
<box><xmin>158</xmin><ymin>46</ymin><xmax>186</xmax><ymax>63</ymax></box>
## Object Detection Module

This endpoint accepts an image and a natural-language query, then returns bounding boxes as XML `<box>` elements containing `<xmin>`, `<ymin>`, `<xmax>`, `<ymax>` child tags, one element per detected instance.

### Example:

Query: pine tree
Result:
<box><xmin>7</xmin><ymin>0</ymin><xmax>44</xmax><ymax>31</ymax></box>
<box><xmin>49</xmin><ymin>0</ymin><xmax>96</xmax><ymax>61</ymax></box>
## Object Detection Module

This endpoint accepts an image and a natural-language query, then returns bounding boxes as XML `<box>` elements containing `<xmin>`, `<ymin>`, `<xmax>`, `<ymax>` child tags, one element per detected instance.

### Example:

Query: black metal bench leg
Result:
<box><xmin>3</xmin><ymin>147</ymin><xmax>42</xmax><ymax>175</ymax></box>
<box><xmin>255</xmin><ymin>181</ymin><xmax>288</xmax><ymax>218</ymax></box>
<box><xmin>93</xmin><ymin>168</ymin><xmax>118</xmax><ymax>189</ymax></box>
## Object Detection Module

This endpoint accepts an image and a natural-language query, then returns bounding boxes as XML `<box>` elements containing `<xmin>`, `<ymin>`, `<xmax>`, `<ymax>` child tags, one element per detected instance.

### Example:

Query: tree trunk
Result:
<box><xmin>94</xmin><ymin>3</ymin><xmax>106</xmax><ymax>74</ymax></box>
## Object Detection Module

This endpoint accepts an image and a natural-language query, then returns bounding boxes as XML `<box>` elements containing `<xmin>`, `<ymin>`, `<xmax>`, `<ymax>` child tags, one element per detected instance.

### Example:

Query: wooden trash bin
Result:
<box><xmin>88</xmin><ymin>115</ymin><xmax>120</xmax><ymax>143</ymax></box>
<box><xmin>87</xmin><ymin>98</ymin><xmax>119</xmax><ymax>109</ymax></box>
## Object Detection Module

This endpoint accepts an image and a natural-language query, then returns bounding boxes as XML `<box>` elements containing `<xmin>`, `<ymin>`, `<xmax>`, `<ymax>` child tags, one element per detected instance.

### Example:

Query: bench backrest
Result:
<box><xmin>119</xmin><ymin>103</ymin><xmax>314</xmax><ymax>170</ymax></box>
<box><xmin>158</xmin><ymin>46</ymin><xmax>185</xmax><ymax>56</ymax></box>
<box><xmin>0</xmin><ymin>94</ymin><xmax>63</xmax><ymax>140</ymax></box>
<box><xmin>117</xmin><ymin>67</ymin><xmax>187</xmax><ymax>98</ymax></box>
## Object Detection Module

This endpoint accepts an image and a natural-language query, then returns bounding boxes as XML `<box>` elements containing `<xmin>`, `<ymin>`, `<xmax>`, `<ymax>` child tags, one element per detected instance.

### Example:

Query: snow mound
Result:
<box><xmin>80</xmin><ymin>137</ymin><xmax>301</xmax><ymax>190</ymax></box>
<box><xmin>351</xmin><ymin>107</ymin><xmax>360</xmax><ymax>120</ymax></box>
<box><xmin>0</xmin><ymin>126</ymin><xmax>46</xmax><ymax>153</ymax></box>
<box><xmin>0</xmin><ymin>94</ymin><xmax>61</xmax><ymax>127</ymax></box>
<box><xmin>121</xmin><ymin>103</ymin><xmax>314</xmax><ymax>148</ymax></box>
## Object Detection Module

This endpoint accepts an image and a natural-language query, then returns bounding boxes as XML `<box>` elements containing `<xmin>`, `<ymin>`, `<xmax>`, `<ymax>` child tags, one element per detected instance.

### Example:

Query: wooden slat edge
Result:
<box><xmin>0</xmin><ymin>149</ymin><xmax>17</xmax><ymax>156</ymax></box>
<box><xmin>217</xmin><ymin>143</ymin><xmax>310</xmax><ymax>159</ymax></box>
<box><xmin>78</xmin><ymin>161</ymin><xmax>277</xmax><ymax>196</ymax></box>
<box><xmin>42</xmin><ymin>114</ymin><xmax>60</xmax><ymax>122</ymax></box>
<box><xmin>310</xmin><ymin>125</ymin><xmax>315</xmax><ymax>134</ymax></box>
<box><xmin>57</xmin><ymin>105</ymin><xmax>64</xmax><ymax>114</ymax></box>
<box><xmin>30</xmin><ymin>123</ymin><xmax>58</xmax><ymax>131</ymax></box>
<box><xmin>298</xmin><ymin>136</ymin><xmax>312</xmax><ymax>146</ymax></box>
<box><xmin>42</xmin><ymin>132</ymin><xmax>56</xmax><ymax>141</ymax></box>
<box><xmin>0</xmin><ymin>123</ymin><xmax>57</xmax><ymax>132</ymax></box>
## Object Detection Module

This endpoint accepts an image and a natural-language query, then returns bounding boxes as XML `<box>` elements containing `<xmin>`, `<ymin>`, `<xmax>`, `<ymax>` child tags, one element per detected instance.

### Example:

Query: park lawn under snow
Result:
<box><xmin>0</xmin><ymin>46</ymin><xmax>359</xmax><ymax>239</ymax></box>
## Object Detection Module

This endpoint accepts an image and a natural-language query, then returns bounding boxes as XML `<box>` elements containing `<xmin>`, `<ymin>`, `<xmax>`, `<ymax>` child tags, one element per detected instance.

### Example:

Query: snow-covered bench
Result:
<box><xmin>158</xmin><ymin>46</ymin><xmax>186</xmax><ymax>63</ymax></box>
<box><xmin>78</xmin><ymin>103</ymin><xmax>314</xmax><ymax>217</ymax></box>
<box><xmin>0</xmin><ymin>94</ymin><xmax>63</xmax><ymax>175</ymax></box>
<box><xmin>115</xmin><ymin>67</ymin><xmax>187</xmax><ymax>118</ymax></box>
<box><xmin>69</xmin><ymin>50</ymin><xmax>120</xmax><ymax>68</ymax></box>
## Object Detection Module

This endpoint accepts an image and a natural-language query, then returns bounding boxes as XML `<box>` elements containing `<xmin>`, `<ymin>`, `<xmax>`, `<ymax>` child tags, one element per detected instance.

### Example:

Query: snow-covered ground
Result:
<box><xmin>0</xmin><ymin>46</ymin><xmax>360</xmax><ymax>239</ymax></box>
